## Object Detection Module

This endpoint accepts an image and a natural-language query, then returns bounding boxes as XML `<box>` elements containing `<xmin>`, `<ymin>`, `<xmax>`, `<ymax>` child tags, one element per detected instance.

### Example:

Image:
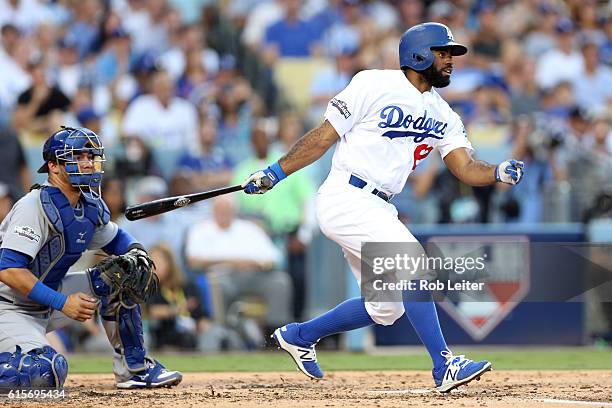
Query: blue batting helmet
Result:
<box><xmin>399</xmin><ymin>22</ymin><xmax>467</xmax><ymax>71</ymax></box>
<box><xmin>38</xmin><ymin>126</ymin><xmax>105</xmax><ymax>200</ymax></box>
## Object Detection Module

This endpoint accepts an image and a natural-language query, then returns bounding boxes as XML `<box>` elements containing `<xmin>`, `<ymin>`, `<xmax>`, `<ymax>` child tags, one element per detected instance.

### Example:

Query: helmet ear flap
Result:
<box><xmin>414</xmin><ymin>53</ymin><xmax>426</xmax><ymax>63</ymax></box>
<box><xmin>411</xmin><ymin>47</ymin><xmax>434</xmax><ymax>71</ymax></box>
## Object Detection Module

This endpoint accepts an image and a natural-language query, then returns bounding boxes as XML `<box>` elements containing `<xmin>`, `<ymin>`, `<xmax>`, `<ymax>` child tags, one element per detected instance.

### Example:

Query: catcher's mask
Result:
<box><xmin>38</xmin><ymin>126</ymin><xmax>105</xmax><ymax>200</ymax></box>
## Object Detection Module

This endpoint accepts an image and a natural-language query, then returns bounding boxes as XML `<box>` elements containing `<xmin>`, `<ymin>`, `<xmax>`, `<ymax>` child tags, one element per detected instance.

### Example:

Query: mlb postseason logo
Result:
<box><xmin>14</xmin><ymin>226</ymin><xmax>41</xmax><ymax>243</ymax></box>
<box><xmin>331</xmin><ymin>98</ymin><xmax>351</xmax><ymax>119</ymax></box>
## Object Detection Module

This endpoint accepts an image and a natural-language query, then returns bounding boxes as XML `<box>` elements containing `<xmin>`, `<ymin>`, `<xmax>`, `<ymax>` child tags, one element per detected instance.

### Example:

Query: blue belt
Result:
<box><xmin>348</xmin><ymin>175</ymin><xmax>392</xmax><ymax>202</ymax></box>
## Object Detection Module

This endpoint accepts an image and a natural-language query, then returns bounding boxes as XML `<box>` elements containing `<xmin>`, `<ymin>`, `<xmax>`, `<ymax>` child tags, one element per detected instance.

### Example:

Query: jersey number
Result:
<box><xmin>412</xmin><ymin>144</ymin><xmax>433</xmax><ymax>170</ymax></box>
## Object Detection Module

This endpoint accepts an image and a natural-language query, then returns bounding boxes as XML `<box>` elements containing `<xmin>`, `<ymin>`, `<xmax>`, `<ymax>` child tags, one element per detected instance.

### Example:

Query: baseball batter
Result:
<box><xmin>0</xmin><ymin>127</ymin><xmax>182</xmax><ymax>389</ymax></box>
<box><xmin>243</xmin><ymin>23</ymin><xmax>524</xmax><ymax>392</ymax></box>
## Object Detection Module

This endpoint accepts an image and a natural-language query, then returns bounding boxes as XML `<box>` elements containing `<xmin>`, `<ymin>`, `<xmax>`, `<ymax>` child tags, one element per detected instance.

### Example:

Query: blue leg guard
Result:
<box><xmin>0</xmin><ymin>346</ymin><xmax>68</xmax><ymax>389</ymax></box>
<box><xmin>100</xmin><ymin>296</ymin><xmax>146</xmax><ymax>373</ymax></box>
<box><xmin>92</xmin><ymin>263</ymin><xmax>147</xmax><ymax>373</ymax></box>
<box><xmin>116</xmin><ymin>301</ymin><xmax>146</xmax><ymax>371</ymax></box>
<box><xmin>93</xmin><ymin>282</ymin><xmax>182</xmax><ymax>388</ymax></box>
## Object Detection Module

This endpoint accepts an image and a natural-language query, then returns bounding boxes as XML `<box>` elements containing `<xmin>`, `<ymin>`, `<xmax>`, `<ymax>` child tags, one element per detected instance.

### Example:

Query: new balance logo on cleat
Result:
<box><xmin>445</xmin><ymin>366</ymin><xmax>458</xmax><ymax>382</ymax></box>
<box><xmin>298</xmin><ymin>348</ymin><xmax>314</xmax><ymax>361</ymax></box>
<box><xmin>433</xmin><ymin>351</ymin><xmax>492</xmax><ymax>393</ymax></box>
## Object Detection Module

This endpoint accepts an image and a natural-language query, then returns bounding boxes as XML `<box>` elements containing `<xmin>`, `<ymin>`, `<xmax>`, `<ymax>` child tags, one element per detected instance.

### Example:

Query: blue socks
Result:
<box><xmin>298</xmin><ymin>297</ymin><xmax>375</xmax><ymax>344</ymax></box>
<box><xmin>403</xmin><ymin>288</ymin><xmax>449</xmax><ymax>369</ymax></box>
<box><xmin>295</xmin><ymin>292</ymin><xmax>448</xmax><ymax>370</ymax></box>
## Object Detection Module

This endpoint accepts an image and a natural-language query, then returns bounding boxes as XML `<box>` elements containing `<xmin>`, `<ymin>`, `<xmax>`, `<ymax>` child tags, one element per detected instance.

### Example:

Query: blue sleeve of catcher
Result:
<box><xmin>102</xmin><ymin>228</ymin><xmax>138</xmax><ymax>256</ymax></box>
<box><xmin>0</xmin><ymin>248</ymin><xmax>31</xmax><ymax>270</ymax></box>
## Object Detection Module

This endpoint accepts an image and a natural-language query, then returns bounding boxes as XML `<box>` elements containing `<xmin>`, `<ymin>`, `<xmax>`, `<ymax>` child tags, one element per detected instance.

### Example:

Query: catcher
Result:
<box><xmin>0</xmin><ymin>127</ymin><xmax>182</xmax><ymax>389</ymax></box>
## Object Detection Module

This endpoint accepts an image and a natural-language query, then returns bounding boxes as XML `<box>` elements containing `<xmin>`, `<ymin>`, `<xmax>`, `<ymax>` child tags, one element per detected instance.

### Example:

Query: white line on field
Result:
<box><xmin>536</xmin><ymin>399</ymin><xmax>612</xmax><ymax>406</ymax></box>
<box><xmin>368</xmin><ymin>393</ymin><xmax>612</xmax><ymax>405</ymax></box>
<box><xmin>369</xmin><ymin>389</ymin><xmax>434</xmax><ymax>395</ymax></box>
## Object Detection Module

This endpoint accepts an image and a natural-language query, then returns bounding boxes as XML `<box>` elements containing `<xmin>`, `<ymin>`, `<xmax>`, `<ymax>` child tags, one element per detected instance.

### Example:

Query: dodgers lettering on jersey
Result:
<box><xmin>324</xmin><ymin>69</ymin><xmax>473</xmax><ymax>195</ymax></box>
<box><xmin>378</xmin><ymin>107</ymin><xmax>447</xmax><ymax>142</ymax></box>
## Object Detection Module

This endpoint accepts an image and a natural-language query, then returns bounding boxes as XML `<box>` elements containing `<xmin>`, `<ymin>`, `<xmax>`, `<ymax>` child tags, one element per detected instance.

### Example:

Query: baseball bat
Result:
<box><xmin>124</xmin><ymin>184</ymin><xmax>244</xmax><ymax>221</ymax></box>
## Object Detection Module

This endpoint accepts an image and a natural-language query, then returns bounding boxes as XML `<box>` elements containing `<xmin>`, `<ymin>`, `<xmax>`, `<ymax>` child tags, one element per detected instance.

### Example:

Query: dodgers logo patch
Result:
<box><xmin>330</xmin><ymin>98</ymin><xmax>351</xmax><ymax>119</ymax></box>
<box><xmin>14</xmin><ymin>225</ymin><xmax>41</xmax><ymax>243</ymax></box>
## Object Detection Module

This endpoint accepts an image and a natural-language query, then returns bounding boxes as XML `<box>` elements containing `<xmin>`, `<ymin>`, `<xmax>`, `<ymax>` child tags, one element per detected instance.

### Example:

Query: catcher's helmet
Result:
<box><xmin>399</xmin><ymin>22</ymin><xmax>467</xmax><ymax>71</ymax></box>
<box><xmin>38</xmin><ymin>126</ymin><xmax>105</xmax><ymax>199</ymax></box>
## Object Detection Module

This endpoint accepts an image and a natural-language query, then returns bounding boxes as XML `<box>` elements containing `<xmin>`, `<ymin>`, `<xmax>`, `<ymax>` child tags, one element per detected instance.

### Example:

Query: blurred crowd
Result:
<box><xmin>0</xmin><ymin>0</ymin><xmax>611</xmax><ymax>351</ymax></box>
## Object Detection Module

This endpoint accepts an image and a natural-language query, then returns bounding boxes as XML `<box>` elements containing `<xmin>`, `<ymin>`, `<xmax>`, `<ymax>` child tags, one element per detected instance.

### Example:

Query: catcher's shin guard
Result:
<box><xmin>101</xmin><ymin>297</ymin><xmax>147</xmax><ymax>374</ymax></box>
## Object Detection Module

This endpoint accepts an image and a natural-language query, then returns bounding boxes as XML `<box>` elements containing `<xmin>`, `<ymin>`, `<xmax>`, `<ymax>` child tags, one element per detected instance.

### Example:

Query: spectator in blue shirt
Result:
<box><xmin>264</xmin><ymin>0</ymin><xmax>322</xmax><ymax>58</ymax></box>
<box><xmin>66</xmin><ymin>0</ymin><xmax>101</xmax><ymax>60</ymax></box>
<box><xmin>307</xmin><ymin>47</ymin><xmax>355</xmax><ymax>124</ymax></box>
<box><xmin>93</xmin><ymin>28</ymin><xmax>132</xmax><ymax>85</ymax></box>
<box><xmin>175</xmin><ymin>116</ymin><xmax>233</xmax><ymax>190</ymax></box>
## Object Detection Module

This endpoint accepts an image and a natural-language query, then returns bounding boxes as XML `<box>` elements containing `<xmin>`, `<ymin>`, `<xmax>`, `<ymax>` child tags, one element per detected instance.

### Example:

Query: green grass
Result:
<box><xmin>67</xmin><ymin>349</ymin><xmax>612</xmax><ymax>374</ymax></box>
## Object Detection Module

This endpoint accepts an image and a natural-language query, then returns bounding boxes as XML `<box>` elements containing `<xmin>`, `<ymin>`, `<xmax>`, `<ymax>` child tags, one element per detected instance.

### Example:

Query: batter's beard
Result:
<box><xmin>420</xmin><ymin>65</ymin><xmax>451</xmax><ymax>88</ymax></box>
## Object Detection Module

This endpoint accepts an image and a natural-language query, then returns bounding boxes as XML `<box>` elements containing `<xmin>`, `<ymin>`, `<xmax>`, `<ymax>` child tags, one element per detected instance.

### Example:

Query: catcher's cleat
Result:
<box><xmin>116</xmin><ymin>358</ymin><xmax>182</xmax><ymax>389</ymax></box>
<box><xmin>272</xmin><ymin>323</ymin><xmax>323</xmax><ymax>379</ymax></box>
<box><xmin>433</xmin><ymin>351</ymin><xmax>492</xmax><ymax>393</ymax></box>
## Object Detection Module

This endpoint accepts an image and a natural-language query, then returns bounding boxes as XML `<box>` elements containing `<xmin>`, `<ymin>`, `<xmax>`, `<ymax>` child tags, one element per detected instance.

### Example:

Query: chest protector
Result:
<box><xmin>30</xmin><ymin>186</ymin><xmax>110</xmax><ymax>290</ymax></box>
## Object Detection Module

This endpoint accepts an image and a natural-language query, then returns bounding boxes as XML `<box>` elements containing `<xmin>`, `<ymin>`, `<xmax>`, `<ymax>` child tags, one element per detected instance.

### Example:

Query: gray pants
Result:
<box><xmin>209</xmin><ymin>269</ymin><xmax>293</xmax><ymax>327</ymax></box>
<box><xmin>0</xmin><ymin>271</ymin><xmax>137</xmax><ymax>382</ymax></box>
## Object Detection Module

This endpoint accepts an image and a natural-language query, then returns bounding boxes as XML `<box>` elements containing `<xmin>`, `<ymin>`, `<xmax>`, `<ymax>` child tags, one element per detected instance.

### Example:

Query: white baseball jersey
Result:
<box><xmin>323</xmin><ymin>69</ymin><xmax>473</xmax><ymax>195</ymax></box>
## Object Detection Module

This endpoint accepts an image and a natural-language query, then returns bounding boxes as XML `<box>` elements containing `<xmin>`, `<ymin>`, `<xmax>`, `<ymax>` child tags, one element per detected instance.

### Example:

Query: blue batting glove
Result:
<box><xmin>495</xmin><ymin>159</ymin><xmax>525</xmax><ymax>185</ymax></box>
<box><xmin>242</xmin><ymin>162</ymin><xmax>287</xmax><ymax>194</ymax></box>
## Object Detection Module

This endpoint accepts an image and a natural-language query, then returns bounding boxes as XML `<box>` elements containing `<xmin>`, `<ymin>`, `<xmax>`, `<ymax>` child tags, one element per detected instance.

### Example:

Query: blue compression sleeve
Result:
<box><xmin>102</xmin><ymin>228</ymin><xmax>137</xmax><ymax>255</ymax></box>
<box><xmin>0</xmin><ymin>248</ymin><xmax>31</xmax><ymax>270</ymax></box>
<box><xmin>28</xmin><ymin>281</ymin><xmax>67</xmax><ymax>311</ymax></box>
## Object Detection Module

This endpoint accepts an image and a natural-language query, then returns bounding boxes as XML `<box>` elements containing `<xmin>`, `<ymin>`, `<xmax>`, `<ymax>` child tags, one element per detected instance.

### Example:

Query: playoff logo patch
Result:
<box><xmin>331</xmin><ymin>98</ymin><xmax>351</xmax><ymax>119</ymax></box>
<box><xmin>14</xmin><ymin>225</ymin><xmax>41</xmax><ymax>243</ymax></box>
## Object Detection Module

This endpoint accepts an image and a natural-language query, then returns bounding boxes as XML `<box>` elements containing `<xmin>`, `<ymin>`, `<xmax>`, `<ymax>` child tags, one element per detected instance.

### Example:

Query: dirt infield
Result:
<box><xmin>15</xmin><ymin>370</ymin><xmax>612</xmax><ymax>408</ymax></box>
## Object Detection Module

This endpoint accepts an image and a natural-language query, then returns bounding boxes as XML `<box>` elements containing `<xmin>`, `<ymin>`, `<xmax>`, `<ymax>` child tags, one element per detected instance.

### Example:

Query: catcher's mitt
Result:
<box><xmin>93</xmin><ymin>248</ymin><xmax>159</xmax><ymax>303</ymax></box>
